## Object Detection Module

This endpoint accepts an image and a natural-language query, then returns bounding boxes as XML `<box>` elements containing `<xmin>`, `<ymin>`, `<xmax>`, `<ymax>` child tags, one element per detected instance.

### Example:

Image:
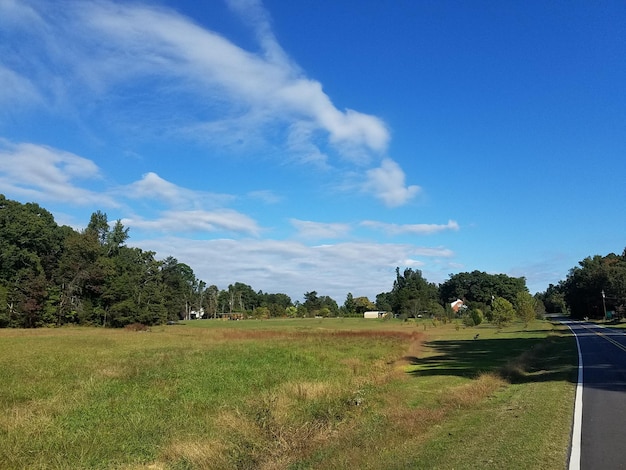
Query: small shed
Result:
<box><xmin>364</xmin><ymin>311</ymin><xmax>386</xmax><ymax>319</ymax></box>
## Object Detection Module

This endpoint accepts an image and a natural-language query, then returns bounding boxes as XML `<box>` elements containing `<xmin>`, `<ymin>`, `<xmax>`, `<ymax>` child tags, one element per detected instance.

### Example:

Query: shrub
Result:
<box><xmin>492</xmin><ymin>297</ymin><xmax>515</xmax><ymax>328</ymax></box>
<box><xmin>462</xmin><ymin>315</ymin><xmax>475</xmax><ymax>327</ymax></box>
<box><xmin>471</xmin><ymin>308</ymin><xmax>484</xmax><ymax>326</ymax></box>
<box><xmin>124</xmin><ymin>322</ymin><xmax>150</xmax><ymax>332</ymax></box>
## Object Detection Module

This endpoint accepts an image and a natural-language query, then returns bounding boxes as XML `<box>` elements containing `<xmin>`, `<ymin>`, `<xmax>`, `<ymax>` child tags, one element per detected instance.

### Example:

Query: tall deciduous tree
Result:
<box><xmin>303</xmin><ymin>291</ymin><xmax>321</xmax><ymax>313</ymax></box>
<box><xmin>0</xmin><ymin>195</ymin><xmax>64</xmax><ymax>327</ymax></box>
<box><xmin>388</xmin><ymin>267</ymin><xmax>440</xmax><ymax>317</ymax></box>
<box><xmin>256</xmin><ymin>291</ymin><xmax>291</xmax><ymax>317</ymax></box>
<box><xmin>161</xmin><ymin>257</ymin><xmax>197</xmax><ymax>320</ymax></box>
<box><xmin>106</xmin><ymin>219</ymin><xmax>130</xmax><ymax>256</ymax></box>
<box><xmin>353</xmin><ymin>296</ymin><xmax>376</xmax><ymax>315</ymax></box>
<box><xmin>203</xmin><ymin>285</ymin><xmax>219</xmax><ymax>318</ymax></box>
<box><xmin>375</xmin><ymin>291</ymin><xmax>392</xmax><ymax>312</ymax></box>
<box><xmin>86</xmin><ymin>210</ymin><xmax>109</xmax><ymax>246</ymax></box>
<box><xmin>342</xmin><ymin>292</ymin><xmax>356</xmax><ymax>316</ymax></box>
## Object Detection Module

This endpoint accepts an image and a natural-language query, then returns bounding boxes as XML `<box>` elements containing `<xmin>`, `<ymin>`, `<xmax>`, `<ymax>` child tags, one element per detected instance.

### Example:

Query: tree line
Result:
<box><xmin>535</xmin><ymin>249</ymin><xmax>626</xmax><ymax>319</ymax></box>
<box><xmin>4</xmin><ymin>194</ymin><xmax>617</xmax><ymax>327</ymax></box>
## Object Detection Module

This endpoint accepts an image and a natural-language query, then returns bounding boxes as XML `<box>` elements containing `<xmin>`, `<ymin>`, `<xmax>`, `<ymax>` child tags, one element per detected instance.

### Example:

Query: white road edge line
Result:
<box><xmin>565</xmin><ymin>322</ymin><xmax>583</xmax><ymax>470</ymax></box>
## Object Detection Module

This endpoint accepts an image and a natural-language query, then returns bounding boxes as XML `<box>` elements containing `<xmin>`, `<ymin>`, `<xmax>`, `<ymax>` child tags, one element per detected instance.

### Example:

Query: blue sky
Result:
<box><xmin>1</xmin><ymin>0</ymin><xmax>624</xmax><ymax>303</ymax></box>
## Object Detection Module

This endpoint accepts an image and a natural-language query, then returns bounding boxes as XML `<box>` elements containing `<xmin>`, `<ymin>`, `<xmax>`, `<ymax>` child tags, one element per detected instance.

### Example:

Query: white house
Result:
<box><xmin>450</xmin><ymin>299</ymin><xmax>464</xmax><ymax>313</ymax></box>
<box><xmin>189</xmin><ymin>308</ymin><xmax>205</xmax><ymax>320</ymax></box>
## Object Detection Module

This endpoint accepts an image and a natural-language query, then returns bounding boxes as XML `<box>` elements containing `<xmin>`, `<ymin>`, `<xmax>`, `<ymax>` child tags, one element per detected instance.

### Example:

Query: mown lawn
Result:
<box><xmin>0</xmin><ymin>318</ymin><xmax>577</xmax><ymax>469</ymax></box>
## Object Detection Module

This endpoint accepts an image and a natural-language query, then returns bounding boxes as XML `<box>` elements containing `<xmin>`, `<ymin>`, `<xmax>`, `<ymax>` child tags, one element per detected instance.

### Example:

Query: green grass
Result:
<box><xmin>0</xmin><ymin>319</ymin><xmax>577</xmax><ymax>469</ymax></box>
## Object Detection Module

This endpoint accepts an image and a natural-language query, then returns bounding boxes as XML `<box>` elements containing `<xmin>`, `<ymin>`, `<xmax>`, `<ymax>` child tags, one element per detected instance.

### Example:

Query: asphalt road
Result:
<box><xmin>565</xmin><ymin>321</ymin><xmax>626</xmax><ymax>470</ymax></box>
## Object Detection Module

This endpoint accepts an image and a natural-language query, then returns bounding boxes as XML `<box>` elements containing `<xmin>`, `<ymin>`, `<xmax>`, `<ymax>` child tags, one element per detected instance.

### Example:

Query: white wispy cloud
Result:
<box><xmin>1</xmin><ymin>0</ymin><xmax>389</xmax><ymax>162</ymax></box>
<box><xmin>120</xmin><ymin>172</ymin><xmax>234</xmax><ymax>208</ymax></box>
<box><xmin>0</xmin><ymin>141</ymin><xmax>259</xmax><ymax>237</ymax></box>
<box><xmin>224</xmin><ymin>0</ymin><xmax>292</xmax><ymax>67</ymax></box>
<box><xmin>0</xmin><ymin>65</ymin><xmax>41</xmax><ymax>106</ymax></box>
<box><xmin>122</xmin><ymin>209</ymin><xmax>261</xmax><ymax>236</ymax></box>
<box><xmin>0</xmin><ymin>0</ymin><xmax>43</xmax><ymax>30</ymax></box>
<box><xmin>136</xmin><ymin>237</ymin><xmax>455</xmax><ymax>301</ymax></box>
<box><xmin>122</xmin><ymin>172</ymin><xmax>189</xmax><ymax>205</ymax></box>
<box><xmin>363</xmin><ymin>158</ymin><xmax>421</xmax><ymax>207</ymax></box>
<box><xmin>248</xmin><ymin>190</ymin><xmax>281</xmax><ymax>204</ymax></box>
<box><xmin>290</xmin><ymin>219</ymin><xmax>352</xmax><ymax>240</ymax></box>
<box><xmin>0</xmin><ymin>142</ymin><xmax>241</xmax><ymax>222</ymax></box>
<box><xmin>0</xmin><ymin>0</ymin><xmax>419</xmax><ymax>205</ymax></box>
<box><xmin>361</xmin><ymin>219</ymin><xmax>460</xmax><ymax>235</ymax></box>
<box><xmin>0</xmin><ymin>140</ymin><xmax>114</xmax><ymax>206</ymax></box>
<box><xmin>285</xmin><ymin>120</ymin><xmax>331</xmax><ymax>168</ymax></box>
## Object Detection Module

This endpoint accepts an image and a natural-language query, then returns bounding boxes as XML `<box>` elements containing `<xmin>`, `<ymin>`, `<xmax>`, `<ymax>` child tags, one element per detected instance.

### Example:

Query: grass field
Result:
<box><xmin>0</xmin><ymin>318</ymin><xmax>577</xmax><ymax>469</ymax></box>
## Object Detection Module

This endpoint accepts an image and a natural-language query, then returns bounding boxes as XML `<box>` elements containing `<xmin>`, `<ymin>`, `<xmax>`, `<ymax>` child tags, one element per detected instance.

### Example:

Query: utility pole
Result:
<box><xmin>602</xmin><ymin>290</ymin><xmax>607</xmax><ymax>319</ymax></box>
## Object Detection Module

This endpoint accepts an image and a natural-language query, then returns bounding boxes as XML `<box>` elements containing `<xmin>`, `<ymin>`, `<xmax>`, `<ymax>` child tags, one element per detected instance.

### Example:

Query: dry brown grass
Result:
<box><xmin>120</xmin><ymin>463</ymin><xmax>167</xmax><ymax>470</ymax></box>
<box><xmin>124</xmin><ymin>323</ymin><xmax>151</xmax><ymax>332</ymax></box>
<box><xmin>213</xmin><ymin>407</ymin><xmax>316</xmax><ymax>468</ymax></box>
<box><xmin>383</xmin><ymin>405</ymin><xmax>448</xmax><ymax>436</ymax></box>
<box><xmin>159</xmin><ymin>439</ymin><xmax>230</xmax><ymax>469</ymax></box>
<box><xmin>1</xmin><ymin>400</ymin><xmax>56</xmax><ymax>434</ymax></box>
<box><xmin>326</xmin><ymin>330</ymin><xmax>421</xmax><ymax>340</ymax></box>
<box><xmin>207</xmin><ymin>379</ymin><xmax>355</xmax><ymax>469</ymax></box>
<box><xmin>217</xmin><ymin>328</ymin><xmax>423</xmax><ymax>343</ymax></box>
<box><xmin>218</xmin><ymin>329</ymin><xmax>297</xmax><ymax>341</ymax></box>
<box><xmin>437</xmin><ymin>372</ymin><xmax>507</xmax><ymax>409</ymax></box>
<box><xmin>96</xmin><ymin>365</ymin><xmax>125</xmax><ymax>379</ymax></box>
<box><xmin>282</xmin><ymin>380</ymin><xmax>335</xmax><ymax>401</ymax></box>
<box><xmin>393</xmin><ymin>331</ymin><xmax>425</xmax><ymax>367</ymax></box>
<box><xmin>340</xmin><ymin>357</ymin><xmax>363</xmax><ymax>375</ymax></box>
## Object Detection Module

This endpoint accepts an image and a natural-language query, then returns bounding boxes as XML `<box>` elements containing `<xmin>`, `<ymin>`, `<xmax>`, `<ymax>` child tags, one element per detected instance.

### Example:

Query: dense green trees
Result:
<box><xmin>547</xmin><ymin>250</ymin><xmax>626</xmax><ymax>319</ymax></box>
<box><xmin>301</xmin><ymin>291</ymin><xmax>339</xmax><ymax>317</ymax></box>
<box><xmin>439</xmin><ymin>270</ymin><xmax>527</xmax><ymax>307</ymax></box>
<box><xmin>10</xmin><ymin>194</ymin><xmax>619</xmax><ymax>327</ymax></box>
<box><xmin>341</xmin><ymin>293</ymin><xmax>377</xmax><ymax>317</ymax></box>
<box><xmin>0</xmin><ymin>196</ymin><xmax>299</xmax><ymax>326</ymax></box>
<box><xmin>0</xmin><ymin>196</ymin><xmax>65</xmax><ymax>327</ymax></box>
<box><xmin>536</xmin><ymin>284</ymin><xmax>566</xmax><ymax>314</ymax></box>
<box><xmin>259</xmin><ymin>292</ymin><xmax>293</xmax><ymax>317</ymax></box>
<box><xmin>379</xmin><ymin>268</ymin><xmax>441</xmax><ymax>318</ymax></box>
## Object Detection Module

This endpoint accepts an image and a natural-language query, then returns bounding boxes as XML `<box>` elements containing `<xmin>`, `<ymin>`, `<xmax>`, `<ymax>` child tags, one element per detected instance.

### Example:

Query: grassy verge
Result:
<box><xmin>0</xmin><ymin>318</ymin><xmax>577</xmax><ymax>469</ymax></box>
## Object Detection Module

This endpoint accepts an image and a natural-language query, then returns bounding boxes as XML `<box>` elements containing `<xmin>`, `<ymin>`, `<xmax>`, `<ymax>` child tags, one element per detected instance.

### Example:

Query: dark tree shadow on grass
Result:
<box><xmin>405</xmin><ymin>333</ymin><xmax>578</xmax><ymax>384</ymax></box>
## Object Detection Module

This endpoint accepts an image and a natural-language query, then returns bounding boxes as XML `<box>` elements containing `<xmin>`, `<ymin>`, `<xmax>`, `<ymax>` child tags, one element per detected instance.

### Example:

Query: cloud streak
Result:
<box><xmin>122</xmin><ymin>209</ymin><xmax>261</xmax><ymax>236</ymax></box>
<box><xmin>3</xmin><ymin>0</ymin><xmax>389</xmax><ymax>159</ymax></box>
<box><xmin>0</xmin><ymin>65</ymin><xmax>41</xmax><ymax>106</ymax></box>
<box><xmin>362</xmin><ymin>219</ymin><xmax>460</xmax><ymax>235</ymax></box>
<box><xmin>137</xmin><ymin>237</ymin><xmax>455</xmax><ymax>301</ymax></box>
<box><xmin>120</xmin><ymin>172</ymin><xmax>234</xmax><ymax>209</ymax></box>
<box><xmin>290</xmin><ymin>219</ymin><xmax>352</xmax><ymax>240</ymax></box>
<box><xmin>0</xmin><ymin>0</ymin><xmax>423</xmax><ymax>205</ymax></box>
<box><xmin>363</xmin><ymin>159</ymin><xmax>421</xmax><ymax>207</ymax></box>
<box><xmin>0</xmin><ymin>140</ymin><xmax>114</xmax><ymax>206</ymax></box>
